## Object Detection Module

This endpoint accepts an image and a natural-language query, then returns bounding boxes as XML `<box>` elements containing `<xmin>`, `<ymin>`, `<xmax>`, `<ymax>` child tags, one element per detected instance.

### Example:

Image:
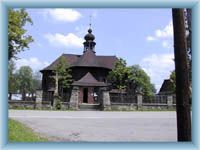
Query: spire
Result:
<box><xmin>83</xmin><ymin>16</ymin><xmax>96</xmax><ymax>53</ymax></box>
<box><xmin>89</xmin><ymin>15</ymin><xmax>92</xmax><ymax>29</ymax></box>
<box><xmin>84</xmin><ymin>15</ymin><xmax>95</xmax><ymax>41</ymax></box>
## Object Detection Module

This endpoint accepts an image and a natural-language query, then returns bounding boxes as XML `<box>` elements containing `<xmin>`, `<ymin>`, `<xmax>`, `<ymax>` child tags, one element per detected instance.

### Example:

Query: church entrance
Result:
<box><xmin>83</xmin><ymin>88</ymin><xmax>88</xmax><ymax>103</ymax></box>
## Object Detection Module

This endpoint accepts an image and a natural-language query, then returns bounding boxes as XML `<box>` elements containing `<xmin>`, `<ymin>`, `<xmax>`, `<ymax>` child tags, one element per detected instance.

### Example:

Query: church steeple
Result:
<box><xmin>83</xmin><ymin>27</ymin><xmax>96</xmax><ymax>53</ymax></box>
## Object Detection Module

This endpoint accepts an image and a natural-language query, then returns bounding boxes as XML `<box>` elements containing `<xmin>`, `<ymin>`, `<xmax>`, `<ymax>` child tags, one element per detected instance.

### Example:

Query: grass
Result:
<box><xmin>9</xmin><ymin>119</ymin><xmax>48</xmax><ymax>142</ymax></box>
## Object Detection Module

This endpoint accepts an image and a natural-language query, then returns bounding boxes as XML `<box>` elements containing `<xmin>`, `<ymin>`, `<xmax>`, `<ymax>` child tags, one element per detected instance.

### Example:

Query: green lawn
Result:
<box><xmin>9</xmin><ymin>119</ymin><xmax>48</xmax><ymax>142</ymax></box>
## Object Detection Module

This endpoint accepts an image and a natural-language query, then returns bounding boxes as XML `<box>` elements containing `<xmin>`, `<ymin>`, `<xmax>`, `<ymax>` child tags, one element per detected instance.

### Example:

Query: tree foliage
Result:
<box><xmin>170</xmin><ymin>70</ymin><xmax>176</xmax><ymax>92</ymax></box>
<box><xmin>16</xmin><ymin>66</ymin><xmax>33</xmax><ymax>100</ymax></box>
<box><xmin>8</xmin><ymin>60</ymin><xmax>19</xmax><ymax>99</ymax></box>
<box><xmin>129</xmin><ymin>65</ymin><xmax>156</xmax><ymax>96</ymax></box>
<box><xmin>108</xmin><ymin>58</ymin><xmax>130</xmax><ymax>90</ymax></box>
<box><xmin>8</xmin><ymin>8</ymin><xmax>33</xmax><ymax>60</ymax></box>
<box><xmin>32</xmin><ymin>71</ymin><xmax>42</xmax><ymax>93</ymax></box>
<box><xmin>8</xmin><ymin>63</ymin><xmax>42</xmax><ymax>100</ymax></box>
<box><xmin>55</xmin><ymin>56</ymin><xmax>72</xmax><ymax>89</ymax></box>
<box><xmin>53</xmin><ymin>56</ymin><xmax>72</xmax><ymax>99</ymax></box>
<box><xmin>108</xmin><ymin>58</ymin><xmax>155</xmax><ymax>97</ymax></box>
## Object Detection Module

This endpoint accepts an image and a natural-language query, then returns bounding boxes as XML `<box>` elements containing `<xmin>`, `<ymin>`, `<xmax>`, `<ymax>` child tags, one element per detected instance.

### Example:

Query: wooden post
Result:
<box><xmin>172</xmin><ymin>9</ymin><xmax>191</xmax><ymax>141</ymax></box>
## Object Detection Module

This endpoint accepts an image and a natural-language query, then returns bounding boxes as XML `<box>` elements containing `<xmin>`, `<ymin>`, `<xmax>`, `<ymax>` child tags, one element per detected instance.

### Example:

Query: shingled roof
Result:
<box><xmin>41</xmin><ymin>54</ymin><xmax>80</xmax><ymax>71</ymax></box>
<box><xmin>72</xmin><ymin>50</ymin><xmax>100</xmax><ymax>67</ymax></box>
<box><xmin>41</xmin><ymin>52</ymin><xmax>118</xmax><ymax>71</ymax></box>
<box><xmin>72</xmin><ymin>72</ymin><xmax>108</xmax><ymax>87</ymax></box>
<box><xmin>158</xmin><ymin>79</ymin><xmax>175</xmax><ymax>94</ymax></box>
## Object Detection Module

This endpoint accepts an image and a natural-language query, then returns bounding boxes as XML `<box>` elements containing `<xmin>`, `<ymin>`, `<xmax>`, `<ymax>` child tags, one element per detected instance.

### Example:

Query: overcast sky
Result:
<box><xmin>15</xmin><ymin>8</ymin><xmax>175</xmax><ymax>92</ymax></box>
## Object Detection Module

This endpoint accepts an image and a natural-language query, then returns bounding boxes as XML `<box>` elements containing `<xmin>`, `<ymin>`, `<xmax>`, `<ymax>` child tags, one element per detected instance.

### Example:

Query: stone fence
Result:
<box><xmin>8</xmin><ymin>90</ymin><xmax>70</xmax><ymax>110</ymax></box>
<box><xmin>9</xmin><ymin>100</ymin><xmax>36</xmax><ymax>109</ymax></box>
<box><xmin>8</xmin><ymin>99</ymin><xmax>176</xmax><ymax>111</ymax></box>
<box><xmin>8</xmin><ymin>89</ymin><xmax>176</xmax><ymax>111</ymax></box>
<box><xmin>8</xmin><ymin>100</ymin><xmax>70</xmax><ymax>110</ymax></box>
<box><xmin>110</xmin><ymin>102</ymin><xmax>176</xmax><ymax>111</ymax></box>
<box><xmin>8</xmin><ymin>100</ymin><xmax>52</xmax><ymax>109</ymax></box>
<box><xmin>104</xmin><ymin>93</ymin><xmax>176</xmax><ymax>111</ymax></box>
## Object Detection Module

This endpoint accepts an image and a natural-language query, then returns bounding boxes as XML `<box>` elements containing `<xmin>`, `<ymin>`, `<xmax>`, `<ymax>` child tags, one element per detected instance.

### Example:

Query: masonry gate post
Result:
<box><xmin>100</xmin><ymin>87</ymin><xmax>111</xmax><ymax>110</ymax></box>
<box><xmin>167</xmin><ymin>95</ymin><xmax>173</xmax><ymax>109</ymax></box>
<box><xmin>69</xmin><ymin>86</ymin><xmax>79</xmax><ymax>110</ymax></box>
<box><xmin>35</xmin><ymin>89</ymin><xmax>43</xmax><ymax>109</ymax></box>
<box><xmin>136</xmin><ymin>92</ymin><xmax>143</xmax><ymax>110</ymax></box>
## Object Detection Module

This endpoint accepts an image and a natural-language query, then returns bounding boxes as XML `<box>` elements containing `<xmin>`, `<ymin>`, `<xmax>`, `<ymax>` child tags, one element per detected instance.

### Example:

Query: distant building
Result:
<box><xmin>40</xmin><ymin>28</ymin><xmax>118</xmax><ymax>106</ymax></box>
<box><xmin>158</xmin><ymin>79</ymin><xmax>175</xmax><ymax>95</ymax></box>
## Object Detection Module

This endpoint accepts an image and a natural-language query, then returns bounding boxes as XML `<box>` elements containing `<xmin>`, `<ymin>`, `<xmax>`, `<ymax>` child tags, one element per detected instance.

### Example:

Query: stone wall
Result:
<box><xmin>110</xmin><ymin>103</ymin><xmax>176</xmax><ymax>111</ymax></box>
<box><xmin>9</xmin><ymin>90</ymin><xmax>177</xmax><ymax>111</ymax></box>
<box><xmin>9</xmin><ymin>100</ymin><xmax>36</xmax><ymax>109</ymax></box>
<box><xmin>142</xmin><ymin>103</ymin><xmax>176</xmax><ymax>110</ymax></box>
<box><xmin>8</xmin><ymin>100</ymin><xmax>69</xmax><ymax>110</ymax></box>
<box><xmin>108</xmin><ymin>93</ymin><xmax>176</xmax><ymax>111</ymax></box>
<box><xmin>8</xmin><ymin>100</ymin><xmax>176</xmax><ymax>111</ymax></box>
<box><xmin>61</xmin><ymin>102</ymin><xmax>70</xmax><ymax>109</ymax></box>
<box><xmin>110</xmin><ymin>103</ymin><xmax>138</xmax><ymax>111</ymax></box>
<box><xmin>41</xmin><ymin>101</ymin><xmax>52</xmax><ymax>109</ymax></box>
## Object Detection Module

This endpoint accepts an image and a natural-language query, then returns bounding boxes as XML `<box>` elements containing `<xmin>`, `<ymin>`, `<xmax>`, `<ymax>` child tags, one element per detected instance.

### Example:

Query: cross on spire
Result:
<box><xmin>89</xmin><ymin>15</ymin><xmax>92</xmax><ymax>29</ymax></box>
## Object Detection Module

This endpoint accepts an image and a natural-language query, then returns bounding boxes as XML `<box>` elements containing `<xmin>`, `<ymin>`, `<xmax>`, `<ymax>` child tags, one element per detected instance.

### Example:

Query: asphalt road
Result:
<box><xmin>9</xmin><ymin>110</ymin><xmax>177</xmax><ymax>142</ymax></box>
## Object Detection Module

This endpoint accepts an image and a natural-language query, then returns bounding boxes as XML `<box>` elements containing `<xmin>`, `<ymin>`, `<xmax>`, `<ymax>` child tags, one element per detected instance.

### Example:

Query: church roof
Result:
<box><xmin>41</xmin><ymin>53</ymin><xmax>118</xmax><ymax>71</ymax></box>
<box><xmin>72</xmin><ymin>72</ymin><xmax>108</xmax><ymax>87</ymax></box>
<box><xmin>72</xmin><ymin>50</ymin><xmax>100</xmax><ymax>67</ymax></box>
<box><xmin>41</xmin><ymin>27</ymin><xmax>118</xmax><ymax>72</ymax></box>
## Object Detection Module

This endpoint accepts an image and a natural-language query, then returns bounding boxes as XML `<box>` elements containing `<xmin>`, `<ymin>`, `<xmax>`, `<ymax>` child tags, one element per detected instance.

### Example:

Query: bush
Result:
<box><xmin>55</xmin><ymin>97</ymin><xmax>62</xmax><ymax>110</ymax></box>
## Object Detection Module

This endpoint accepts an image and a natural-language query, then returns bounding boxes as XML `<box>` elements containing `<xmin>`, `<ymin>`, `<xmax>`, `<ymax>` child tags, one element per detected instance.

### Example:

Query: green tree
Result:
<box><xmin>170</xmin><ymin>70</ymin><xmax>176</xmax><ymax>92</ymax></box>
<box><xmin>54</xmin><ymin>56</ymin><xmax>72</xmax><ymax>99</ymax></box>
<box><xmin>31</xmin><ymin>71</ymin><xmax>42</xmax><ymax>95</ymax></box>
<box><xmin>108</xmin><ymin>59</ymin><xmax>155</xmax><ymax>97</ymax></box>
<box><xmin>108</xmin><ymin>58</ymin><xmax>131</xmax><ymax>102</ymax></box>
<box><xmin>8</xmin><ymin>60</ymin><xmax>19</xmax><ymax>100</ymax></box>
<box><xmin>8</xmin><ymin>8</ymin><xmax>33</xmax><ymax>60</ymax></box>
<box><xmin>108</xmin><ymin>58</ymin><xmax>130</xmax><ymax>90</ymax></box>
<box><xmin>129</xmin><ymin>65</ymin><xmax>156</xmax><ymax>97</ymax></box>
<box><xmin>17</xmin><ymin>66</ymin><xmax>33</xmax><ymax>100</ymax></box>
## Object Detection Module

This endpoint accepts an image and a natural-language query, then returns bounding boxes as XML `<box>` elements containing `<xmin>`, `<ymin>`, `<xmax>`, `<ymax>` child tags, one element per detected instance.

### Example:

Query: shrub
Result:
<box><xmin>55</xmin><ymin>97</ymin><xmax>62</xmax><ymax>110</ymax></box>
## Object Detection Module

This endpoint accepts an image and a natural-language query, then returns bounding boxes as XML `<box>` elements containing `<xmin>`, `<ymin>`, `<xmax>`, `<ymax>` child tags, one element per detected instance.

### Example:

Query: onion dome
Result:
<box><xmin>84</xmin><ymin>28</ymin><xmax>95</xmax><ymax>41</ymax></box>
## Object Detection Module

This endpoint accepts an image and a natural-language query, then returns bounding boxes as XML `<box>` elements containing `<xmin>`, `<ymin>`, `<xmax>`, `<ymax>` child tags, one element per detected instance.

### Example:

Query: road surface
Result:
<box><xmin>9</xmin><ymin>110</ymin><xmax>177</xmax><ymax>142</ymax></box>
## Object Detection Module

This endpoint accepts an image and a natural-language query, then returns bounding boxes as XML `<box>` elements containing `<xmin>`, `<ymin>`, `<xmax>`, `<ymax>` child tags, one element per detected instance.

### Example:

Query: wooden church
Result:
<box><xmin>40</xmin><ymin>28</ymin><xmax>118</xmax><ymax>106</ymax></box>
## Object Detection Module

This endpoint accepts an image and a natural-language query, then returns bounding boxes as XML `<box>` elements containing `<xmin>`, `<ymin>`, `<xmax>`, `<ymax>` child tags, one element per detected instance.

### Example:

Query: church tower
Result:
<box><xmin>83</xmin><ymin>28</ymin><xmax>96</xmax><ymax>53</ymax></box>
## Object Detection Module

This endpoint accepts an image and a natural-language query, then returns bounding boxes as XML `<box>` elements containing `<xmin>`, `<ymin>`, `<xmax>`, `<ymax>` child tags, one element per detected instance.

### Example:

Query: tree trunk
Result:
<box><xmin>9</xmin><ymin>93</ymin><xmax>12</xmax><ymax>100</ymax></box>
<box><xmin>120</xmin><ymin>90</ymin><xmax>123</xmax><ymax>103</ymax></box>
<box><xmin>31</xmin><ymin>92</ymin><xmax>34</xmax><ymax>101</ymax></box>
<box><xmin>61</xmin><ymin>85</ymin><xmax>64</xmax><ymax>101</ymax></box>
<box><xmin>54</xmin><ymin>72</ymin><xmax>59</xmax><ymax>96</ymax></box>
<box><xmin>172</xmin><ymin>9</ymin><xmax>191</xmax><ymax>141</ymax></box>
<box><xmin>22</xmin><ymin>91</ymin><xmax>26</xmax><ymax>101</ymax></box>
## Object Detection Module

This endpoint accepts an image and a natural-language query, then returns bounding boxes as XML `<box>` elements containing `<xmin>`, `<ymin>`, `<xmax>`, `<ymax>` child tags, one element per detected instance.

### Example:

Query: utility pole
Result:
<box><xmin>172</xmin><ymin>9</ymin><xmax>191</xmax><ymax>141</ymax></box>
